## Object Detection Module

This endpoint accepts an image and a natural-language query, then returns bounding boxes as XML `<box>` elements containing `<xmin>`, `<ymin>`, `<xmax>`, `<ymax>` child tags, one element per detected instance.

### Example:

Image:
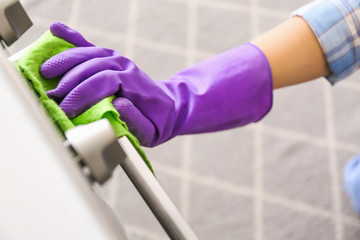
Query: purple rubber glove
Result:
<box><xmin>41</xmin><ymin>22</ymin><xmax>273</xmax><ymax>147</ymax></box>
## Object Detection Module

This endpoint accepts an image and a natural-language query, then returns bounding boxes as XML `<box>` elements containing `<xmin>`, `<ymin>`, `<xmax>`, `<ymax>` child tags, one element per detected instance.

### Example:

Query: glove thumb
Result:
<box><xmin>113</xmin><ymin>97</ymin><xmax>156</xmax><ymax>147</ymax></box>
<box><xmin>50</xmin><ymin>22</ymin><xmax>94</xmax><ymax>47</ymax></box>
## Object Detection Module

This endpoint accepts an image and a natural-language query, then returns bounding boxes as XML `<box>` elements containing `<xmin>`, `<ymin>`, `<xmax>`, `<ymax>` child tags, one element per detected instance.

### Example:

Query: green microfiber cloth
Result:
<box><xmin>15</xmin><ymin>31</ymin><xmax>153</xmax><ymax>173</ymax></box>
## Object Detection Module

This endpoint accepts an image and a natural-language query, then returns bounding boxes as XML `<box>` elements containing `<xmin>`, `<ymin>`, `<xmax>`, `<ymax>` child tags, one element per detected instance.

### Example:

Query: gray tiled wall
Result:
<box><xmin>14</xmin><ymin>0</ymin><xmax>360</xmax><ymax>239</ymax></box>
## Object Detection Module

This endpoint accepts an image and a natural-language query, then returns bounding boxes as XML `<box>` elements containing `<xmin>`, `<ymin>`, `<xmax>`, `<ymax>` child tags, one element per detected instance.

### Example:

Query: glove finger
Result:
<box><xmin>47</xmin><ymin>55</ymin><xmax>125</xmax><ymax>100</ymax></box>
<box><xmin>60</xmin><ymin>70</ymin><xmax>121</xmax><ymax>118</ymax></box>
<box><xmin>50</xmin><ymin>22</ymin><xmax>94</xmax><ymax>47</ymax></box>
<box><xmin>113</xmin><ymin>97</ymin><xmax>156</xmax><ymax>147</ymax></box>
<box><xmin>41</xmin><ymin>47</ymin><xmax>118</xmax><ymax>79</ymax></box>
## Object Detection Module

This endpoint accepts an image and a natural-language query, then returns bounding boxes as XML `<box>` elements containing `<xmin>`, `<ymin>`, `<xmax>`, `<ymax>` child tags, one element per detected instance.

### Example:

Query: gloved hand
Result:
<box><xmin>41</xmin><ymin>22</ymin><xmax>273</xmax><ymax>147</ymax></box>
<box><xmin>344</xmin><ymin>154</ymin><xmax>360</xmax><ymax>214</ymax></box>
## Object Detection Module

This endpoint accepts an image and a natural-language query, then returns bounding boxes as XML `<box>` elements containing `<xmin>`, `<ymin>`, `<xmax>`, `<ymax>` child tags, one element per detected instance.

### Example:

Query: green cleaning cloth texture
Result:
<box><xmin>15</xmin><ymin>31</ymin><xmax>153</xmax><ymax>173</ymax></box>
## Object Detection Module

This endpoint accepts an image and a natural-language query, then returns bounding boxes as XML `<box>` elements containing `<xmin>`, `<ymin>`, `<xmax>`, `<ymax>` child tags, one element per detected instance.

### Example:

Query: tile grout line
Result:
<box><xmin>253</xmin><ymin>126</ymin><xmax>264</xmax><ymax>239</ymax></box>
<box><xmin>67</xmin><ymin>0</ymin><xmax>81</xmax><ymax>27</ymax></box>
<box><xmin>30</xmin><ymin>14</ymin><xmax>216</xmax><ymax>60</ymax></box>
<box><xmin>178</xmin><ymin>0</ymin><xmax>198</xmax><ymax>220</ymax></box>
<box><xmin>262</xmin><ymin>124</ymin><xmax>360</xmax><ymax>153</ymax></box>
<box><xmin>153</xmin><ymin>160</ymin><xmax>360</xmax><ymax>227</ymax></box>
<box><xmin>69</xmin><ymin>25</ymin><xmax>126</xmax><ymax>42</ymax></box>
<box><xmin>153</xmin><ymin>162</ymin><xmax>255</xmax><ymax>197</ymax></box>
<box><xmin>124</xmin><ymin>0</ymin><xmax>138</xmax><ymax>58</ymax></box>
<box><xmin>189</xmin><ymin>171</ymin><xmax>255</xmax><ymax>198</ymax></box>
<box><xmin>197</xmin><ymin>0</ymin><xmax>249</xmax><ymax>12</ymax></box>
<box><xmin>194</xmin><ymin>0</ymin><xmax>291</xmax><ymax>17</ymax></box>
<box><xmin>30</xmin><ymin>15</ymin><xmax>280</xmax><ymax>62</ymax></box>
<box><xmin>180</xmin><ymin>136</ymin><xmax>192</xmax><ymax>219</ymax></box>
<box><xmin>324</xmin><ymin>84</ymin><xmax>343</xmax><ymax>239</ymax></box>
<box><xmin>251</xmin><ymin>0</ymin><xmax>264</xmax><ymax>239</ymax></box>
<box><xmin>250</xmin><ymin>0</ymin><xmax>260</xmax><ymax>39</ymax></box>
<box><xmin>186</xmin><ymin>0</ymin><xmax>198</xmax><ymax>67</ymax></box>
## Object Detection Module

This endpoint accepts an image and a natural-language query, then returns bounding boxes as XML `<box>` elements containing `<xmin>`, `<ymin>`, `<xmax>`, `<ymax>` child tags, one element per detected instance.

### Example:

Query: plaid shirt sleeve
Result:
<box><xmin>292</xmin><ymin>0</ymin><xmax>360</xmax><ymax>84</ymax></box>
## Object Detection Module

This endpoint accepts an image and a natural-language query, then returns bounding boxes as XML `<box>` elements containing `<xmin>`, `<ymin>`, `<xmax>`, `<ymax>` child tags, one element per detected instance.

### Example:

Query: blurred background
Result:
<box><xmin>11</xmin><ymin>0</ymin><xmax>360</xmax><ymax>239</ymax></box>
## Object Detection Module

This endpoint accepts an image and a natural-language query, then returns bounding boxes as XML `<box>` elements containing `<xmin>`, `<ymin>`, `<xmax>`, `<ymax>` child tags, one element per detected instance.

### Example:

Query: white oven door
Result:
<box><xmin>0</xmin><ymin>47</ymin><xmax>127</xmax><ymax>240</ymax></box>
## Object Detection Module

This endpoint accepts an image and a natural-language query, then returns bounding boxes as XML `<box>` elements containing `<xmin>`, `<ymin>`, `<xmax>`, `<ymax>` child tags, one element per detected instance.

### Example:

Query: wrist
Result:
<box><xmin>292</xmin><ymin>0</ymin><xmax>360</xmax><ymax>84</ymax></box>
<box><xmin>252</xmin><ymin>17</ymin><xmax>329</xmax><ymax>88</ymax></box>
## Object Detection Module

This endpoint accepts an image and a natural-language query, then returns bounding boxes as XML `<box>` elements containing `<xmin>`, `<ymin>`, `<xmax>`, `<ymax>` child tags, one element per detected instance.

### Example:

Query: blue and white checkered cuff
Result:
<box><xmin>292</xmin><ymin>0</ymin><xmax>360</xmax><ymax>84</ymax></box>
